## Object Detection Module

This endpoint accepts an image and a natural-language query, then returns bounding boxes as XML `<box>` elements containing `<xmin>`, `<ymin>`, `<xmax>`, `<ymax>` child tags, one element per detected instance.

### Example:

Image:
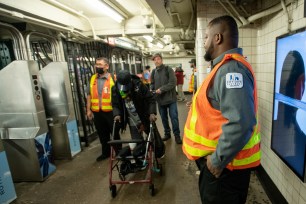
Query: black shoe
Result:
<box><xmin>96</xmin><ymin>154</ymin><xmax>109</xmax><ymax>162</ymax></box>
<box><xmin>162</xmin><ymin>134</ymin><xmax>171</xmax><ymax>141</ymax></box>
<box><xmin>175</xmin><ymin>136</ymin><xmax>182</xmax><ymax>144</ymax></box>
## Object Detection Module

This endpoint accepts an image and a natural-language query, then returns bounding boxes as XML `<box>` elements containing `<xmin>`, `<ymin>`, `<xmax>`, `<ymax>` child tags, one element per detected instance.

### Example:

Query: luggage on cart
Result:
<box><xmin>108</xmin><ymin>121</ymin><xmax>163</xmax><ymax>198</ymax></box>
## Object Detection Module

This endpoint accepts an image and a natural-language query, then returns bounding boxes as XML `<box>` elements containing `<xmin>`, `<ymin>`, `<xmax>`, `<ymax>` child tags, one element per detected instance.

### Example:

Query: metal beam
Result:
<box><xmin>145</xmin><ymin>0</ymin><xmax>174</xmax><ymax>27</ymax></box>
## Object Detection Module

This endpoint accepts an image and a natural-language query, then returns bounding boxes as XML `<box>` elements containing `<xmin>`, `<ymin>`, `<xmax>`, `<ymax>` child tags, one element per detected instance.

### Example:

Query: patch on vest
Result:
<box><xmin>225</xmin><ymin>73</ymin><xmax>243</xmax><ymax>88</ymax></box>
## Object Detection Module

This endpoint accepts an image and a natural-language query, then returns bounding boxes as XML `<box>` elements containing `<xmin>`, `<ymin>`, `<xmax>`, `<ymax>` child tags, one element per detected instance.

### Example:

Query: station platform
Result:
<box><xmin>11</xmin><ymin>95</ymin><xmax>271</xmax><ymax>204</ymax></box>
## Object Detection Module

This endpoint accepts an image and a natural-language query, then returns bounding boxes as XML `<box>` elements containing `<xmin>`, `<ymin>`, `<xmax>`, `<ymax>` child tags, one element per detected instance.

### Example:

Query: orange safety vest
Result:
<box><xmin>183</xmin><ymin>53</ymin><xmax>261</xmax><ymax>170</ymax></box>
<box><xmin>90</xmin><ymin>74</ymin><xmax>114</xmax><ymax>112</ymax></box>
<box><xmin>188</xmin><ymin>73</ymin><xmax>194</xmax><ymax>93</ymax></box>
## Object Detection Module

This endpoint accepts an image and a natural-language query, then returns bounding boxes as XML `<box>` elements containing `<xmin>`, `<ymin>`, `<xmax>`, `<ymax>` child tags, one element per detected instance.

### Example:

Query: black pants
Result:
<box><xmin>93</xmin><ymin>111</ymin><xmax>120</xmax><ymax>156</ymax></box>
<box><xmin>197</xmin><ymin>158</ymin><xmax>251</xmax><ymax>204</ymax></box>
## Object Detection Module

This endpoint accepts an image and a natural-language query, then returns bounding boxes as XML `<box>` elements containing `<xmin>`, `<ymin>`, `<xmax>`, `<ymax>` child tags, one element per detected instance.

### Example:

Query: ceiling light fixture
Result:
<box><xmin>94</xmin><ymin>0</ymin><xmax>124</xmax><ymax>23</ymax></box>
<box><xmin>156</xmin><ymin>42</ymin><xmax>164</xmax><ymax>48</ymax></box>
<box><xmin>143</xmin><ymin>35</ymin><xmax>154</xmax><ymax>42</ymax></box>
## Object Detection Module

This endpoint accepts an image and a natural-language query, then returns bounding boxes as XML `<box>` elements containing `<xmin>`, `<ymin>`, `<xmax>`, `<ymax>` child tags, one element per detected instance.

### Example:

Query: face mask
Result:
<box><xmin>96</xmin><ymin>68</ymin><xmax>104</xmax><ymax>74</ymax></box>
<box><xmin>119</xmin><ymin>90</ymin><xmax>128</xmax><ymax>99</ymax></box>
<box><xmin>118</xmin><ymin>83</ymin><xmax>130</xmax><ymax>99</ymax></box>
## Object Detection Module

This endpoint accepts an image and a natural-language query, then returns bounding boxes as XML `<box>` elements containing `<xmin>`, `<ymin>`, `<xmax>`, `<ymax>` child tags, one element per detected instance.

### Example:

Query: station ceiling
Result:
<box><xmin>0</xmin><ymin>0</ymin><xmax>285</xmax><ymax>57</ymax></box>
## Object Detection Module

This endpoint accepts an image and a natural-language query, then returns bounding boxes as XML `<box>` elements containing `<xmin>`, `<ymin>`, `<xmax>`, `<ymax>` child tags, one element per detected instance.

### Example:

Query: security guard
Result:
<box><xmin>183</xmin><ymin>16</ymin><xmax>260</xmax><ymax>204</ymax></box>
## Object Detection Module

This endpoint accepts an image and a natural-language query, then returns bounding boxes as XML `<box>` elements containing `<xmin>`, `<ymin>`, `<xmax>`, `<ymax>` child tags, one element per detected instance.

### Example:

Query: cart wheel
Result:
<box><xmin>110</xmin><ymin>185</ymin><xmax>117</xmax><ymax>198</ymax></box>
<box><xmin>149</xmin><ymin>184</ymin><xmax>155</xmax><ymax>196</ymax></box>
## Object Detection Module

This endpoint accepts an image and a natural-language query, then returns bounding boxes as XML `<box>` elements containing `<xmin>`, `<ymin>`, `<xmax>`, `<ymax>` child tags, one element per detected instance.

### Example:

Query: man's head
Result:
<box><xmin>116</xmin><ymin>70</ymin><xmax>132</xmax><ymax>99</ymax></box>
<box><xmin>204</xmin><ymin>15</ymin><xmax>238</xmax><ymax>61</ymax></box>
<box><xmin>145</xmin><ymin>65</ymin><xmax>151</xmax><ymax>70</ymax></box>
<box><xmin>95</xmin><ymin>57</ymin><xmax>109</xmax><ymax>75</ymax></box>
<box><xmin>189</xmin><ymin>59</ymin><xmax>196</xmax><ymax>68</ymax></box>
<box><xmin>152</xmin><ymin>53</ymin><xmax>163</xmax><ymax>67</ymax></box>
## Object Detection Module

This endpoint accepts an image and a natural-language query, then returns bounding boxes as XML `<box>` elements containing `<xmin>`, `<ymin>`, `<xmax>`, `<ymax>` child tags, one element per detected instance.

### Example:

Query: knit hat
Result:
<box><xmin>117</xmin><ymin>70</ymin><xmax>131</xmax><ymax>85</ymax></box>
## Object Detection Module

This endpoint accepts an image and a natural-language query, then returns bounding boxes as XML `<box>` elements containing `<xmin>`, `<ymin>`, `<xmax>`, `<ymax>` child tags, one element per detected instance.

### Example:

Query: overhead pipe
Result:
<box><xmin>24</xmin><ymin>31</ymin><xmax>63</xmax><ymax>61</ymax></box>
<box><xmin>171</xmin><ymin>12</ymin><xmax>183</xmax><ymax>26</ymax></box>
<box><xmin>218</xmin><ymin>0</ymin><xmax>291</xmax><ymax>27</ymax></box>
<box><xmin>225</xmin><ymin>0</ymin><xmax>249</xmax><ymax>25</ymax></box>
<box><xmin>187</xmin><ymin>0</ymin><xmax>194</xmax><ymax>32</ymax></box>
<box><xmin>247</xmin><ymin>3</ymin><xmax>286</xmax><ymax>25</ymax></box>
<box><xmin>281</xmin><ymin>0</ymin><xmax>292</xmax><ymax>32</ymax></box>
<box><xmin>184</xmin><ymin>0</ymin><xmax>195</xmax><ymax>40</ymax></box>
<box><xmin>42</xmin><ymin>0</ymin><xmax>100</xmax><ymax>40</ymax></box>
<box><xmin>0</xmin><ymin>21</ymin><xmax>28</xmax><ymax>60</ymax></box>
<box><xmin>216</xmin><ymin>0</ymin><xmax>242</xmax><ymax>27</ymax></box>
<box><xmin>0</xmin><ymin>7</ymin><xmax>91</xmax><ymax>42</ymax></box>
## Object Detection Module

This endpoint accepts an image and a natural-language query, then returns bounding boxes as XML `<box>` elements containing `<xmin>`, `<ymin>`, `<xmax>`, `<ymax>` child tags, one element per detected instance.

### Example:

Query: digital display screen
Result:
<box><xmin>272</xmin><ymin>28</ymin><xmax>306</xmax><ymax>181</ymax></box>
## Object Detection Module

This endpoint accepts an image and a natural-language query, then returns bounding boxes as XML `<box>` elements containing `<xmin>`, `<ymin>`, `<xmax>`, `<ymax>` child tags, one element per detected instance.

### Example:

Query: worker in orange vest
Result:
<box><xmin>86</xmin><ymin>57</ymin><xmax>120</xmax><ymax>162</ymax></box>
<box><xmin>183</xmin><ymin>16</ymin><xmax>260</xmax><ymax>204</ymax></box>
<box><xmin>188</xmin><ymin>59</ymin><xmax>197</xmax><ymax>94</ymax></box>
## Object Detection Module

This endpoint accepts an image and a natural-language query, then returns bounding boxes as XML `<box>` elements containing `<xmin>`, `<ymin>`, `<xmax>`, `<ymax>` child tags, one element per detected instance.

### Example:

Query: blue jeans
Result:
<box><xmin>158</xmin><ymin>102</ymin><xmax>180</xmax><ymax>137</ymax></box>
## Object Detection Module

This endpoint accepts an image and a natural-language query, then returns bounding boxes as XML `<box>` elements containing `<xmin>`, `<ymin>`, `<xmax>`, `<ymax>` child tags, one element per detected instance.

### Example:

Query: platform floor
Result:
<box><xmin>11</xmin><ymin>95</ymin><xmax>271</xmax><ymax>204</ymax></box>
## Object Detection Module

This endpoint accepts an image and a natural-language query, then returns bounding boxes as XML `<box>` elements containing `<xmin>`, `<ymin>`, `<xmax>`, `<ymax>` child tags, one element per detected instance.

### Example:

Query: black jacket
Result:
<box><xmin>112</xmin><ymin>75</ymin><xmax>157</xmax><ymax>134</ymax></box>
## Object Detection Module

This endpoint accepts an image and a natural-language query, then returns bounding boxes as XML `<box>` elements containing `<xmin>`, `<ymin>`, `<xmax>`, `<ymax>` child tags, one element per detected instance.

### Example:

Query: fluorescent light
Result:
<box><xmin>92</xmin><ymin>0</ymin><xmax>124</xmax><ymax>23</ymax></box>
<box><xmin>156</xmin><ymin>42</ymin><xmax>164</xmax><ymax>48</ymax></box>
<box><xmin>143</xmin><ymin>35</ymin><xmax>154</xmax><ymax>42</ymax></box>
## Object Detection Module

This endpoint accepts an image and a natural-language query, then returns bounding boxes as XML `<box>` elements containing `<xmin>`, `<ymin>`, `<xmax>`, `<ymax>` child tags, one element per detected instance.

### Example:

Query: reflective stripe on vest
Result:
<box><xmin>90</xmin><ymin>74</ymin><xmax>114</xmax><ymax>112</ymax></box>
<box><xmin>183</xmin><ymin>53</ymin><xmax>261</xmax><ymax>170</ymax></box>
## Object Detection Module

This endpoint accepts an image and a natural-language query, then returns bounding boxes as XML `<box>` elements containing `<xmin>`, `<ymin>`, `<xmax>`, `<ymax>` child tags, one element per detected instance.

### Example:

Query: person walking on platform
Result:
<box><xmin>150</xmin><ymin>53</ymin><xmax>182</xmax><ymax>144</ymax></box>
<box><xmin>175</xmin><ymin>66</ymin><xmax>186</xmax><ymax>102</ymax></box>
<box><xmin>86</xmin><ymin>57</ymin><xmax>120</xmax><ymax>162</ymax></box>
<box><xmin>188</xmin><ymin>59</ymin><xmax>197</xmax><ymax>94</ymax></box>
<box><xmin>183</xmin><ymin>15</ymin><xmax>261</xmax><ymax>204</ymax></box>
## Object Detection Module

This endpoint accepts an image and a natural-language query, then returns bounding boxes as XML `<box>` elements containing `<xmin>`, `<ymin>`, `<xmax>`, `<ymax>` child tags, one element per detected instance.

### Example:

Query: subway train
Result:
<box><xmin>0</xmin><ymin>0</ymin><xmax>306</xmax><ymax>203</ymax></box>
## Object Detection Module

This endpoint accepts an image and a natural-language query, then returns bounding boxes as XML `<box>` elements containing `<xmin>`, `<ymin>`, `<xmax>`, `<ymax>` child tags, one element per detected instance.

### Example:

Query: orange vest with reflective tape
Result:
<box><xmin>90</xmin><ymin>74</ymin><xmax>114</xmax><ymax>112</ymax></box>
<box><xmin>188</xmin><ymin>73</ymin><xmax>194</xmax><ymax>93</ymax></box>
<box><xmin>183</xmin><ymin>53</ymin><xmax>261</xmax><ymax>170</ymax></box>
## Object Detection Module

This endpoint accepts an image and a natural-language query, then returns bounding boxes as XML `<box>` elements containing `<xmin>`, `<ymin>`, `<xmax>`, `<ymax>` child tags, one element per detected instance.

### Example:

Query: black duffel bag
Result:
<box><xmin>152</xmin><ymin>122</ymin><xmax>165</xmax><ymax>158</ymax></box>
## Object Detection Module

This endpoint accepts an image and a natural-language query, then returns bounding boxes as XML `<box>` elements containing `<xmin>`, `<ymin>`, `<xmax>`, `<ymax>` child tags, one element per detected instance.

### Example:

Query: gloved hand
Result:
<box><xmin>114</xmin><ymin>115</ymin><xmax>121</xmax><ymax>122</ymax></box>
<box><xmin>149</xmin><ymin>114</ymin><xmax>157</xmax><ymax>122</ymax></box>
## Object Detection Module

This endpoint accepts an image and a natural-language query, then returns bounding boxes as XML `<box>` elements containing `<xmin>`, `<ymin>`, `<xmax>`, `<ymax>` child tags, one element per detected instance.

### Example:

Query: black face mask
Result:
<box><xmin>96</xmin><ymin>68</ymin><xmax>104</xmax><ymax>75</ymax></box>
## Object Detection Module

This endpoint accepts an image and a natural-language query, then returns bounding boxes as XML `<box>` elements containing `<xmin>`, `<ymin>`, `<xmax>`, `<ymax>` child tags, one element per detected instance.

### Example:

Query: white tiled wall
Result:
<box><xmin>197</xmin><ymin>0</ymin><xmax>306</xmax><ymax>203</ymax></box>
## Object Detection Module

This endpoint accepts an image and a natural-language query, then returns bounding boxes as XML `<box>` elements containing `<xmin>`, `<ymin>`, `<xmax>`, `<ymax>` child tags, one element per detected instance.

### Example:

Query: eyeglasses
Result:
<box><xmin>95</xmin><ymin>63</ymin><xmax>108</xmax><ymax>68</ymax></box>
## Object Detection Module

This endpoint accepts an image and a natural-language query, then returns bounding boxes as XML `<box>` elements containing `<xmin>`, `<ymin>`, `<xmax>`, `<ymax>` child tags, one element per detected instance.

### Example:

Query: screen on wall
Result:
<box><xmin>272</xmin><ymin>28</ymin><xmax>306</xmax><ymax>181</ymax></box>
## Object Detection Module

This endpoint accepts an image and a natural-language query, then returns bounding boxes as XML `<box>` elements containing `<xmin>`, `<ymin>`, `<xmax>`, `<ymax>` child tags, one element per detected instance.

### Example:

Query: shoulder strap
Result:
<box><xmin>165</xmin><ymin>66</ymin><xmax>170</xmax><ymax>78</ymax></box>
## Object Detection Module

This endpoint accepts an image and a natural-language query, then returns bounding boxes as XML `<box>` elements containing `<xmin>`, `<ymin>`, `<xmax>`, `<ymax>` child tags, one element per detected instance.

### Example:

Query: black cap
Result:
<box><xmin>152</xmin><ymin>53</ymin><xmax>162</xmax><ymax>60</ymax></box>
<box><xmin>189</xmin><ymin>59</ymin><xmax>196</xmax><ymax>64</ymax></box>
<box><xmin>117</xmin><ymin>70</ymin><xmax>131</xmax><ymax>85</ymax></box>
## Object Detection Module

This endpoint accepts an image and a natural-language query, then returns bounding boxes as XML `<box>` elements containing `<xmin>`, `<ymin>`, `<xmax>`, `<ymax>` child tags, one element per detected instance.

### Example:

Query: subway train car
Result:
<box><xmin>0</xmin><ymin>0</ymin><xmax>306</xmax><ymax>203</ymax></box>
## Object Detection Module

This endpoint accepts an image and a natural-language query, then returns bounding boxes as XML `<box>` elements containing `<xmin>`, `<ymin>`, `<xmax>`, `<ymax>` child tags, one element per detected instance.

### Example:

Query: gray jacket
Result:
<box><xmin>151</xmin><ymin>64</ymin><xmax>177</xmax><ymax>106</ymax></box>
<box><xmin>208</xmin><ymin>48</ymin><xmax>257</xmax><ymax>169</ymax></box>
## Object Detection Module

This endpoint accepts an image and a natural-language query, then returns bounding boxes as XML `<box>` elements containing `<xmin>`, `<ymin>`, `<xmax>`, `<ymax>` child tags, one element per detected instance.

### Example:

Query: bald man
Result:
<box><xmin>183</xmin><ymin>15</ymin><xmax>260</xmax><ymax>204</ymax></box>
